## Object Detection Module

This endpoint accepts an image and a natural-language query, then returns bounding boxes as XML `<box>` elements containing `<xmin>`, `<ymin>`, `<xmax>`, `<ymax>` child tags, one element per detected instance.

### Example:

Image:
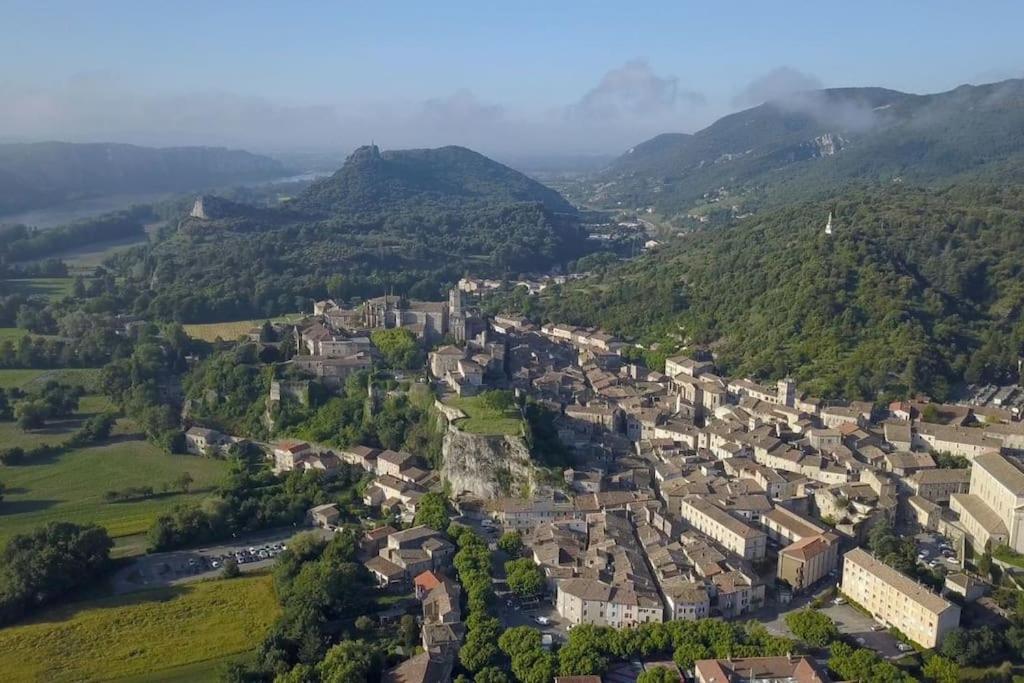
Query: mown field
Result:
<box><xmin>4</xmin><ymin>277</ymin><xmax>75</xmax><ymax>301</ymax></box>
<box><xmin>0</xmin><ymin>574</ymin><xmax>279</xmax><ymax>682</ymax></box>
<box><xmin>0</xmin><ymin>413</ymin><xmax>227</xmax><ymax>546</ymax></box>
<box><xmin>447</xmin><ymin>395</ymin><xmax>524</xmax><ymax>436</ymax></box>
<box><xmin>0</xmin><ymin>367</ymin><xmax>102</xmax><ymax>390</ymax></box>
<box><xmin>183</xmin><ymin>313</ymin><xmax>303</xmax><ymax>342</ymax></box>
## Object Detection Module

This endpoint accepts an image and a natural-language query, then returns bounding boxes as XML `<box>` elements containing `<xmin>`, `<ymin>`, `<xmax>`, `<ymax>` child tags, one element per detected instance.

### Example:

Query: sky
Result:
<box><xmin>2</xmin><ymin>1</ymin><xmax>1023</xmax><ymax>160</ymax></box>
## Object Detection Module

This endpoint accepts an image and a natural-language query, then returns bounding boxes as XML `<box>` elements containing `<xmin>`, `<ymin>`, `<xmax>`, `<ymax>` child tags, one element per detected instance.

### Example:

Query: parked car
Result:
<box><xmin>897</xmin><ymin>643</ymin><xmax>913</xmax><ymax>652</ymax></box>
<box><xmin>535</xmin><ymin>616</ymin><xmax>550</xmax><ymax>626</ymax></box>
<box><xmin>833</xmin><ymin>598</ymin><xmax>847</xmax><ymax>605</ymax></box>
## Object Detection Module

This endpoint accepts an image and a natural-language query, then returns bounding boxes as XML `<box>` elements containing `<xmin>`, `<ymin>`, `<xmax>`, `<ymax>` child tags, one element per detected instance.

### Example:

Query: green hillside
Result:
<box><xmin>106</xmin><ymin>145</ymin><xmax>593</xmax><ymax>323</ymax></box>
<box><xmin>592</xmin><ymin>80</ymin><xmax>1024</xmax><ymax>221</ymax></box>
<box><xmin>0</xmin><ymin>142</ymin><xmax>287</xmax><ymax>216</ymax></box>
<box><xmin>516</xmin><ymin>184</ymin><xmax>1024</xmax><ymax>400</ymax></box>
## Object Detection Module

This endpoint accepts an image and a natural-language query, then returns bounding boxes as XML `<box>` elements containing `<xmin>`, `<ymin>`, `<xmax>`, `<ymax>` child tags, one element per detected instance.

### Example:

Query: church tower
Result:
<box><xmin>824</xmin><ymin>211</ymin><xmax>834</xmax><ymax>236</ymax></box>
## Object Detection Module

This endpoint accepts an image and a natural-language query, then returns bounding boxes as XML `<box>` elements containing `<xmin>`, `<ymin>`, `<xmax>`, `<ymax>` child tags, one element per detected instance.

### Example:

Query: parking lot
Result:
<box><xmin>113</xmin><ymin>527</ymin><xmax>326</xmax><ymax>594</ymax></box>
<box><xmin>914</xmin><ymin>531</ymin><xmax>962</xmax><ymax>570</ymax></box>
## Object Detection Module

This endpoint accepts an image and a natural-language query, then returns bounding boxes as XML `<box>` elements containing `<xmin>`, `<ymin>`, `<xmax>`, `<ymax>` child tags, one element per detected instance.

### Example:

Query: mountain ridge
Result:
<box><xmin>0</xmin><ymin>141</ymin><xmax>288</xmax><ymax>217</ymax></box>
<box><xmin>591</xmin><ymin>79</ymin><xmax>1024</xmax><ymax>220</ymax></box>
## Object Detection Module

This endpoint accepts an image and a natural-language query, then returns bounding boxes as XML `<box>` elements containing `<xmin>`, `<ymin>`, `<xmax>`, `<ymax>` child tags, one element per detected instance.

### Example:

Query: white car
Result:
<box><xmin>535</xmin><ymin>616</ymin><xmax>550</xmax><ymax>626</ymax></box>
<box><xmin>833</xmin><ymin>598</ymin><xmax>847</xmax><ymax>605</ymax></box>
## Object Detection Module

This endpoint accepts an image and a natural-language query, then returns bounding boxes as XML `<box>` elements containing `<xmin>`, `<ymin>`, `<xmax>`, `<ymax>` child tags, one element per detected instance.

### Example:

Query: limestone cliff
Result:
<box><xmin>441</xmin><ymin>427</ymin><xmax>537</xmax><ymax>499</ymax></box>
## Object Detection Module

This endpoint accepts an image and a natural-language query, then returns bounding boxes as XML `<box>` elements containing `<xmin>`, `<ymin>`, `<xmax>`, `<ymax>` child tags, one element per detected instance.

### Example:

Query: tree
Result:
<box><xmin>474</xmin><ymin>667</ymin><xmax>511</xmax><ymax>683</ymax></box>
<box><xmin>221</xmin><ymin>557</ymin><xmax>240</xmax><ymax>578</ymax></box>
<box><xmin>176</xmin><ymin>472</ymin><xmax>194</xmax><ymax>493</ymax></box>
<box><xmin>355</xmin><ymin>615</ymin><xmax>375</xmax><ymax>632</ymax></box>
<box><xmin>559</xmin><ymin>625</ymin><xmax>610</xmax><ymax>676</ymax></box>
<box><xmin>412</xmin><ymin>492</ymin><xmax>449</xmax><ymax>531</ymax></box>
<box><xmin>784</xmin><ymin>609</ymin><xmax>839</xmax><ymax>646</ymax></box>
<box><xmin>638</xmin><ymin>667</ymin><xmax>679</xmax><ymax>683</ymax></box>
<box><xmin>316</xmin><ymin>640</ymin><xmax>380</xmax><ymax>683</ymax></box>
<box><xmin>0</xmin><ymin>522</ymin><xmax>113</xmax><ymax>625</ymax></box>
<box><xmin>370</xmin><ymin>329</ymin><xmax>421</xmax><ymax>369</ymax></box>
<box><xmin>673</xmin><ymin>641</ymin><xmax>711</xmax><ymax>670</ymax></box>
<box><xmin>505</xmin><ymin>558</ymin><xmax>545</xmax><ymax>598</ymax></box>
<box><xmin>14</xmin><ymin>399</ymin><xmax>47</xmax><ymax>429</ymax></box>
<box><xmin>922</xmin><ymin>655</ymin><xmax>959</xmax><ymax>683</ymax></box>
<box><xmin>399</xmin><ymin>614</ymin><xmax>419</xmax><ymax>648</ymax></box>
<box><xmin>498</xmin><ymin>530</ymin><xmax>524</xmax><ymax>556</ymax></box>
<box><xmin>0</xmin><ymin>480</ymin><xmax>4</xmax><ymax>503</ymax></box>
<box><xmin>459</xmin><ymin>629</ymin><xmax>500</xmax><ymax>673</ymax></box>
<box><xmin>938</xmin><ymin>626</ymin><xmax>1004</xmax><ymax>666</ymax></box>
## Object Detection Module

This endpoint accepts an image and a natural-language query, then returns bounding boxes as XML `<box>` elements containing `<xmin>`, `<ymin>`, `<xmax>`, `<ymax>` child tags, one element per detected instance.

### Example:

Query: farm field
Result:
<box><xmin>56</xmin><ymin>233</ymin><xmax>153</xmax><ymax>273</ymax></box>
<box><xmin>0</xmin><ymin>574</ymin><xmax>279</xmax><ymax>683</ymax></box>
<box><xmin>0</xmin><ymin>426</ymin><xmax>227</xmax><ymax>545</ymax></box>
<box><xmin>3</xmin><ymin>277</ymin><xmax>75</xmax><ymax>301</ymax></box>
<box><xmin>0</xmin><ymin>367</ymin><xmax>102</xmax><ymax>390</ymax></box>
<box><xmin>446</xmin><ymin>394</ymin><xmax>524</xmax><ymax>436</ymax></box>
<box><xmin>184</xmin><ymin>313</ymin><xmax>304</xmax><ymax>342</ymax></box>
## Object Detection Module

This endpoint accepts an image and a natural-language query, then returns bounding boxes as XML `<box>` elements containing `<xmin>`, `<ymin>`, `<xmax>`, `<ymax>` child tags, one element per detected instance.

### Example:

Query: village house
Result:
<box><xmin>184</xmin><ymin>426</ymin><xmax>231</xmax><ymax>456</ymax></box>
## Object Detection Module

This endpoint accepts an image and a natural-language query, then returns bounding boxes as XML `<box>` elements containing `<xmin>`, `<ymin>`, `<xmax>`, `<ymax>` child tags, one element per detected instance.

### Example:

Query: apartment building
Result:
<box><xmin>914</xmin><ymin>423</ymin><xmax>1002</xmax><ymax>460</ymax></box>
<box><xmin>555</xmin><ymin>578</ymin><xmax>664</xmax><ymax>628</ymax></box>
<box><xmin>908</xmin><ymin>468</ymin><xmax>971</xmax><ymax>503</ymax></box>
<box><xmin>841</xmin><ymin>548</ymin><xmax>960</xmax><ymax>648</ymax></box>
<box><xmin>761</xmin><ymin>506</ymin><xmax>827</xmax><ymax>545</ymax></box>
<box><xmin>679</xmin><ymin>497</ymin><xmax>767</xmax><ymax>560</ymax></box>
<box><xmin>777</xmin><ymin>533</ymin><xmax>840</xmax><ymax>593</ymax></box>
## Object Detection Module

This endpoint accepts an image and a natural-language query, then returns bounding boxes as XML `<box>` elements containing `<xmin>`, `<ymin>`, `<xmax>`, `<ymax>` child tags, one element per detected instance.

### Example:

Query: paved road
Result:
<box><xmin>112</xmin><ymin>527</ymin><xmax>329</xmax><ymax>595</ymax></box>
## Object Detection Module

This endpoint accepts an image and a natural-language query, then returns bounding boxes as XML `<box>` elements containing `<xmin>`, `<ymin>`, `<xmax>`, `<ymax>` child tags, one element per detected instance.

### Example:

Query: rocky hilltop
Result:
<box><xmin>439</xmin><ymin>417</ymin><xmax>538</xmax><ymax>499</ymax></box>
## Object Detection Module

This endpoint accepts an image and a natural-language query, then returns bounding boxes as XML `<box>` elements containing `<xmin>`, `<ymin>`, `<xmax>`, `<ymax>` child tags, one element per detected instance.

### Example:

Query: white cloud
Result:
<box><xmin>732</xmin><ymin>66</ymin><xmax>823</xmax><ymax>107</ymax></box>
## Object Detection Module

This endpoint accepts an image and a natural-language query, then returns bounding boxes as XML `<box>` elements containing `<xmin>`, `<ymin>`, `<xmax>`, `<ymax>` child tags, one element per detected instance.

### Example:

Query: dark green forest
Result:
<box><xmin>505</xmin><ymin>184</ymin><xmax>1024</xmax><ymax>400</ymax></box>
<box><xmin>100</xmin><ymin>146</ymin><xmax>593</xmax><ymax>323</ymax></box>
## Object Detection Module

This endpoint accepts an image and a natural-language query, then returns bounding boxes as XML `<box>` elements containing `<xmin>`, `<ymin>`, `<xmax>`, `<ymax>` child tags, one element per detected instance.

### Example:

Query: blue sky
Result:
<box><xmin>2</xmin><ymin>1</ymin><xmax>1023</xmax><ymax>156</ymax></box>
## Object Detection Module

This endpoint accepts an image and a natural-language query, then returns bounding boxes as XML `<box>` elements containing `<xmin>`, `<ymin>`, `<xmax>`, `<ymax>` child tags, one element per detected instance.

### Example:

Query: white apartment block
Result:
<box><xmin>841</xmin><ymin>548</ymin><xmax>960</xmax><ymax>648</ymax></box>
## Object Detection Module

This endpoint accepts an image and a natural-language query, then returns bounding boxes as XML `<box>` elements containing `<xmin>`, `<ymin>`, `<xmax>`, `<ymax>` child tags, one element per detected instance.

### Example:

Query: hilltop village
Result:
<box><xmin>180</xmin><ymin>279</ymin><xmax>1024</xmax><ymax>682</ymax></box>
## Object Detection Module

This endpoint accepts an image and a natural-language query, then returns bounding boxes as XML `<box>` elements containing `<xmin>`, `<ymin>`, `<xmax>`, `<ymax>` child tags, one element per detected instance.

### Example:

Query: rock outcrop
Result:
<box><xmin>441</xmin><ymin>427</ymin><xmax>536</xmax><ymax>499</ymax></box>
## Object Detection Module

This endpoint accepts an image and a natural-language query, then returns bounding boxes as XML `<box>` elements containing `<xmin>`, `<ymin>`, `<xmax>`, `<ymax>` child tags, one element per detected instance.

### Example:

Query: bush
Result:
<box><xmin>221</xmin><ymin>558</ymin><xmax>240</xmax><ymax>578</ymax></box>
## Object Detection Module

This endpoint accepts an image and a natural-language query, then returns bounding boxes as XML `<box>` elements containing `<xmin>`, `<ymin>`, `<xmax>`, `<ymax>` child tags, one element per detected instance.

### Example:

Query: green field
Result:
<box><xmin>0</xmin><ymin>367</ymin><xmax>102</xmax><ymax>390</ymax></box>
<box><xmin>446</xmin><ymin>395</ymin><xmax>524</xmax><ymax>436</ymax></box>
<box><xmin>57</xmin><ymin>234</ymin><xmax>152</xmax><ymax>273</ymax></box>
<box><xmin>0</xmin><ymin>574</ymin><xmax>279</xmax><ymax>682</ymax></box>
<box><xmin>0</xmin><ymin>327</ymin><xmax>29</xmax><ymax>343</ymax></box>
<box><xmin>0</xmin><ymin>425</ymin><xmax>227</xmax><ymax>545</ymax></box>
<box><xmin>184</xmin><ymin>313</ymin><xmax>303</xmax><ymax>342</ymax></box>
<box><xmin>0</xmin><ymin>394</ymin><xmax>112</xmax><ymax>449</ymax></box>
<box><xmin>3</xmin><ymin>277</ymin><xmax>75</xmax><ymax>301</ymax></box>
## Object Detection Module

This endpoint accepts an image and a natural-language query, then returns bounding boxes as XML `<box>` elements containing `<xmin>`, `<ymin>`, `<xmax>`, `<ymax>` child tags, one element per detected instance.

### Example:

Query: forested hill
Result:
<box><xmin>517</xmin><ymin>185</ymin><xmax>1024</xmax><ymax>401</ymax></box>
<box><xmin>293</xmin><ymin>144</ymin><xmax>577</xmax><ymax>215</ymax></box>
<box><xmin>591</xmin><ymin>79</ymin><xmax>1024</xmax><ymax>220</ymax></box>
<box><xmin>105</xmin><ymin>145</ymin><xmax>593</xmax><ymax>323</ymax></box>
<box><xmin>0</xmin><ymin>142</ymin><xmax>287</xmax><ymax>216</ymax></box>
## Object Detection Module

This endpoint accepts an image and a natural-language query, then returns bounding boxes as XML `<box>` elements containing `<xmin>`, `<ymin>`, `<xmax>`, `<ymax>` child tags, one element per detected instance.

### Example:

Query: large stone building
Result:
<box><xmin>841</xmin><ymin>548</ymin><xmax>960</xmax><ymax>648</ymax></box>
<box><xmin>951</xmin><ymin>452</ymin><xmax>1024</xmax><ymax>553</ymax></box>
<box><xmin>679</xmin><ymin>497</ymin><xmax>767</xmax><ymax>560</ymax></box>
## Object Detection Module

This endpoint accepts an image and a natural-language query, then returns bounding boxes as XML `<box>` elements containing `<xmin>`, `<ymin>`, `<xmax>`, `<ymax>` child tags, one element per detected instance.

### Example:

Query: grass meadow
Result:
<box><xmin>447</xmin><ymin>394</ymin><xmax>524</xmax><ymax>436</ymax></box>
<box><xmin>183</xmin><ymin>313</ymin><xmax>304</xmax><ymax>342</ymax></box>
<box><xmin>0</xmin><ymin>574</ymin><xmax>279</xmax><ymax>682</ymax></box>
